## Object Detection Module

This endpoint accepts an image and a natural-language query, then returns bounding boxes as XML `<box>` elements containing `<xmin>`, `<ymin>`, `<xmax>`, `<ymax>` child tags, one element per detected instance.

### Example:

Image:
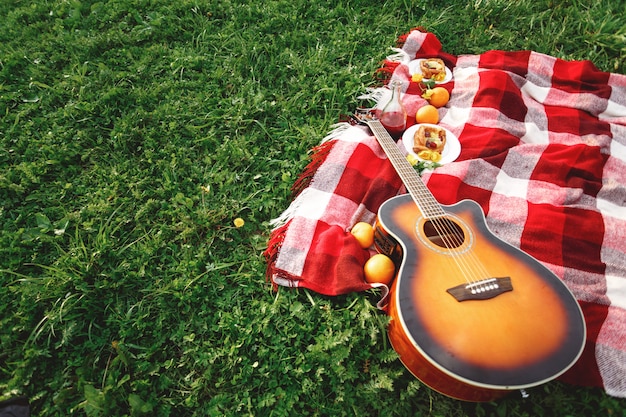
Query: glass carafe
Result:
<box><xmin>380</xmin><ymin>80</ymin><xmax>407</xmax><ymax>139</ymax></box>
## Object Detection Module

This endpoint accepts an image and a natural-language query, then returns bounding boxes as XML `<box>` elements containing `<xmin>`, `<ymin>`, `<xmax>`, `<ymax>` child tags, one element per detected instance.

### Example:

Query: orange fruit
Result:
<box><xmin>364</xmin><ymin>253</ymin><xmax>396</xmax><ymax>285</ymax></box>
<box><xmin>415</xmin><ymin>104</ymin><xmax>439</xmax><ymax>124</ymax></box>
<box><xmin>351</xmin><ymin>222</ymin><xmax>374</xmax><ymax>249</ymax></box>
<box><xmin>428</xmin><ymin>87</ymin><xmax>450</xmax><ymax>108</ymax></box>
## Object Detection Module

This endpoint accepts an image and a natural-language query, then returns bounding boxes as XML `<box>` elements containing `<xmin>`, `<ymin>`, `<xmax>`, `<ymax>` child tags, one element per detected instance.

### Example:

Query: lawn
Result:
<box><xmin>1</xmin><ymin>0</ymin><xmax>625</xmax><ymax>415</ymax></box>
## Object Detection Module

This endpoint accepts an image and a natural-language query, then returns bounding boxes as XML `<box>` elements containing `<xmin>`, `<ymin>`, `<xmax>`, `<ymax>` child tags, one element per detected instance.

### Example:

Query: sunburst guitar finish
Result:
<box><xmin>365</xmin><ymin>119</ymin><xmax>586</xmax><ymax>402</ymax></box>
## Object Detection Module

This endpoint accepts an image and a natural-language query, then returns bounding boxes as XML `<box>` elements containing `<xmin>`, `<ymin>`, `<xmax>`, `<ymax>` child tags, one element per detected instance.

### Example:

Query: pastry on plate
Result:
<box><xmin>420</xmin><ymin>58</ymin><xmax>446</xmax><ymax>81</ymax></box>
<box><xmin>413</xmin><ymin>125</ymin><xmax>447</xmax><ymax>154</ymax></box>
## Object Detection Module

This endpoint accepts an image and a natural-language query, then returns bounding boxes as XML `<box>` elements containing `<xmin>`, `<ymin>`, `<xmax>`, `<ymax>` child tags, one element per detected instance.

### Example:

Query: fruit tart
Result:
<box><xmin>420</xmin><ymin>58</ymin><xmax>446</xmax><ymax>81</ymax></box>
<box><xmin>413</xmin><ymin>125</ymin><xmax>447</xmax><ymax>154</ymax></box>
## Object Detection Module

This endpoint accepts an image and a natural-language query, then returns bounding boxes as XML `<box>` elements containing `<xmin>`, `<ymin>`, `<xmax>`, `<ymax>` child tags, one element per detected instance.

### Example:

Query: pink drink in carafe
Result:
<box><xmin>380</xmin><ymin>81</ymin><xmax>407</xmax><ymax>139</ymax></box>
<box><xmin>380</xmin><ymin>111</ymin><xmax>407</xmax><ymax>139</ymax></box>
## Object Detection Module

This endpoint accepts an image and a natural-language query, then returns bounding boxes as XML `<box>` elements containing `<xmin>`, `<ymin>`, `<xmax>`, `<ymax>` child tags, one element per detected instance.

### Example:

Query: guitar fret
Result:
<box><xmin>369</xmin><ymin>121</ymin><xmax>446</xmax><ymax>219</ymax></box>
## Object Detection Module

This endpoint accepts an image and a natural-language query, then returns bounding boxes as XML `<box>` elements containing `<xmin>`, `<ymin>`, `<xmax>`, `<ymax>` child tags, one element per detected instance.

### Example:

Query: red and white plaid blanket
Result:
<box><xmin>265</xmin><ymin>29</ymin><xmax>626</xmax><ymax>397</ymax></box>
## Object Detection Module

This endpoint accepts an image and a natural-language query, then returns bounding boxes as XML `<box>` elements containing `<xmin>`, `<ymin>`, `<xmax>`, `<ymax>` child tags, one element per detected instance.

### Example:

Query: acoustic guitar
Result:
<box><xmin>364</xmin><ymin>117</ymin><xmax>586</xmax><ymax>402</ymax></box>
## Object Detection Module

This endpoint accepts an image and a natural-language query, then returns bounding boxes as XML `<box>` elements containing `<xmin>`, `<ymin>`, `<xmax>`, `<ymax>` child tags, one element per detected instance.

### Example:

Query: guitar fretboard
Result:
<box><xmin>368</xmin><ymin>120</ymin><xmax>446</xmax><ymax>220</ymax></box>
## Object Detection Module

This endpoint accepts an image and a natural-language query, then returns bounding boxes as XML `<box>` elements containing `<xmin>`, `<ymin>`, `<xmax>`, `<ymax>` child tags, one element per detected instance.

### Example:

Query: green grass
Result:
<box><xmin>1</xmin><ymin>0</ymin><xmax>625</xmax><ymax>415</ymax></box>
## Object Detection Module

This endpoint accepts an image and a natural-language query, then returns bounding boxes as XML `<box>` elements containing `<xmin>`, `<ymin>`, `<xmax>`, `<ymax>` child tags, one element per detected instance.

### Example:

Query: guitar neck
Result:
<box><xmin>367</xmin><ymin>120</ymin><xmax>445</xmax><ymax>219</ymax></box>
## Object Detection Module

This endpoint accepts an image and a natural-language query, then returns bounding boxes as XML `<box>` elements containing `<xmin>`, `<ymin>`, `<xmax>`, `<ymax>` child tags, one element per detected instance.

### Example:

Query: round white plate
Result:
<box><xmin>402</xmin><ymin>123</ymin><xmax>461</xmax><ymax>165</ymax></box>
<box><xmin>408</xmin><ymin>59</ymin><xmax>453</xmax><ymax>84</ymax></box>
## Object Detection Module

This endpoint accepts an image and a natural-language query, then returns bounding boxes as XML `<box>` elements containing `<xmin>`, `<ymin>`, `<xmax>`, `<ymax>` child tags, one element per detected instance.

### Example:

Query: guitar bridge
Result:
<box><xmin>447</xmin><ymin>277</ymin><xmax>513</xmax><ymax>302</ymax></box>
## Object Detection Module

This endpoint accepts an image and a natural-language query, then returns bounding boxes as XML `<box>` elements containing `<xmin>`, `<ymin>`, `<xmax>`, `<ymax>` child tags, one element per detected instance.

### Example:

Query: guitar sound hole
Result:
<box><xmin>423</xmin><ymin>218</ymin><xmax>465</xmax><ymax>249</ymax></box>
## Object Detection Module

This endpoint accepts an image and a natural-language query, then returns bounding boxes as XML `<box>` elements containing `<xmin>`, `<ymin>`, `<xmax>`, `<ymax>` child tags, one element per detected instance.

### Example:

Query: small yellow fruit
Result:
<box><xmin>364</xmin><ymin>253</ymin><xmax>396</xmax><ymax>285</ymax></box>
<box><xmin>351</xmin><ymin>222</ymin><xmax>375</xmax><ymax>249</ymax></box>
<box><xmin>415</xmin><ymin>104</ymin><xmax>439</xmax><ymax>124</ymax></box>
<box><xmin>417</xmin><ymin>149</ymin><xmax>443</xmax><ymax>162</ymax></box>
<box><xmin>411</xmin><ymin>73</ymin><xmax>424</xmax><ymax>83</ymax></box>
<box><xmin>417</xmin><ymin>150</ymin><xmax>433</xmax><ymax>160</ymax></box>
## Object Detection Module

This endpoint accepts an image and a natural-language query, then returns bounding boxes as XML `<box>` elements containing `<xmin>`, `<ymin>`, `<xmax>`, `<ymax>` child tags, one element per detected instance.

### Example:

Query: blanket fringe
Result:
<box><xmin>374</xmin><ymin>61</ymin><xmax>399</xmax><ymax>85</ymax></box>
<box><xmin>387</xmin><ymin>47</ymin><xmax>411</xmax><ymax>63</ymax></box>
<box><xmin>263</xmin><ymin>221</ymin><xmax>289</xmax><ymax>287</ymax></box>
<box><xmin>358</xmin><ymin>87</ymin><xmax>386</xmax><ymax>107</ymax></box>
<box><xmin>374</xmin><ymin>50</ymin><xmax>410</xmax><ymax>84</ymax></box>
<box><xmin>322</xmin><ymin>122</ymin><xmax>352</xmax><ymax>143</ymax></box>
<box><xmin>267</xmin><ymin>136</ymin><xmax>339</xmax><ymax>231</ymax></box>
<box><xmin>269</xmin><ymin>188</ymin><xmax>307</xmax><ymax>229</ymax></box>
<box><xmin>268</xmin><ymin>134</ymin><xmax>342</xmax><ymax>232</ymax></box>
<box><xmin>291</xmin><ymin>139</ymin><xmax>337</xmax><ymax>198</ymax></box>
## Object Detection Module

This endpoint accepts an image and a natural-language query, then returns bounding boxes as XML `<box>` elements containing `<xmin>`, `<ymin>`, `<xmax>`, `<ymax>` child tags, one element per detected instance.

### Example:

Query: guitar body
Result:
<box><xmin>375</xmin><ymin>194</ymin><xmax>586</xmax><ymax>402</ymax></box>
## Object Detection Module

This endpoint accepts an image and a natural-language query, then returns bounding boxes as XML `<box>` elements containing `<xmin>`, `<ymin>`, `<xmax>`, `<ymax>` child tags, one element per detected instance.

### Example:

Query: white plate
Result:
<box><xmin>408</xmin><ymin>59</ymin><xmax>453</xmax><ymax>84</ymax></box>
<box><xmin>402</xmin><ymin>124</ymin><xmax>461</xmax><ymax>165</ymax></box>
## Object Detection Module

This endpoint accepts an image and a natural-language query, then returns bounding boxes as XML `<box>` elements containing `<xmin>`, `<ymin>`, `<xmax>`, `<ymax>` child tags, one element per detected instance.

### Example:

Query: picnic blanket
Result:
<box><xmin>264</xmin><ymin>29</ymin><xmax>626</xmax><ymax>398</ymax></box>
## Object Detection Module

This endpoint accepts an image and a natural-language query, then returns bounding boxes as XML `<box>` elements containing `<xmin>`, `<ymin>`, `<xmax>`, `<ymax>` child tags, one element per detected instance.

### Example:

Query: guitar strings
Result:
<box><xmin>403</xmin><ymin>167</ymin><xmax>492</xmax><ymax>285</ymax></box>
<box><xmin>371</xmin><ymin>122</ymin><xmax>492</xmax><ymax>285</ymax></box>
